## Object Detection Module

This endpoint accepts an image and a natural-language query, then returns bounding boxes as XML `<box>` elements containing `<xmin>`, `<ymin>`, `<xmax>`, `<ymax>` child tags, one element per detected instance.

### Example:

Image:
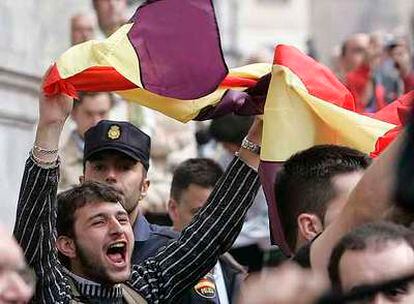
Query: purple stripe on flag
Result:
<box><xmin>193</xmin><ymin>73</ymin><xmax>270</xmax><ymax>120</ymax></box>
<box><xmin>194</xmin><ymin>90</ymin><xmax>252</xmax><ymax>121</ymax></box>
<box><xmin>259</xmin><ymin>161</ymin><xmax>293</xmax><ymax>257</ymax></box>
<box><xmin>128</xmin><ymin>0</ymin><xmax>228</xmax><ymax>100</ymax></box>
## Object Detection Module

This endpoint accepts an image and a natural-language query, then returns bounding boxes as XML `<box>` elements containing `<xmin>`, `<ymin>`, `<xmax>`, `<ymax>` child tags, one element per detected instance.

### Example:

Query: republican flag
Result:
<box><xmin>41</xmin><ymin>0</ymin><xmax>412</xmax><ymax>256</ymax></box>
<box><xmin>258</xmin><ymin>45</ymin><xmax>408</xmax><ymax>256</ymax></box>
<box><xmin>43</xmin><ymin>0</ymin><xmax>270</xmax><ymax>122</ymax></box>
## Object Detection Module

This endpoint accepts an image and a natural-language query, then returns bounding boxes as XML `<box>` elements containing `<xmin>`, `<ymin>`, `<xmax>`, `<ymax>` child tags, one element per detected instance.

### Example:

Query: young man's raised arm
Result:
<box><xmin>129</xmin><ymin>119</ymin><xmax>262</xmax><ymax>303</ymax></box>
<box><xmin>13</xmin><ymin>85</ymin><xmax>73</xmax><ymax>303</ymax></box>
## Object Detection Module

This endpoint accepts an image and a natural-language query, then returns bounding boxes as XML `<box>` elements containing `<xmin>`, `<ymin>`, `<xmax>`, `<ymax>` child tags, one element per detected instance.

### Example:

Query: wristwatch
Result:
<box><xmin>241</xmin><ymin>137</ymin><xmax>261</xmax><ymax>155</ymax></box>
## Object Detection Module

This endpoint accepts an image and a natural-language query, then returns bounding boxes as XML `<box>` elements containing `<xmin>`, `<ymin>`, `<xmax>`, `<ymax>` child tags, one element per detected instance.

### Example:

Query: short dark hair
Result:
<box><xmin>275</xmin><ymin>145</ymin><xmax>371</xmax><ymax>250</ymax></box>
<box><xmin>74</xmin><ymin>92</ymin><xmax>114</xmax><ymax>109</ymax></box>
<box><xmin>170</xmin><ymin>158</ymin><xmax>223</xmax><ymax>202</ymax></box>
<box><xmin>328</xmin><ymin>221</ymin><xmax>414</xmax><ymax>291</ymax></box>
<box><xmin>209</xmin><ymin>114</ymin><xmax>253</xmax><ymax>145</ymax></box>
<box><xmin>57</xmin><ymin>181</ymin><xmax>124</xmax><ymax>238</ymax></box>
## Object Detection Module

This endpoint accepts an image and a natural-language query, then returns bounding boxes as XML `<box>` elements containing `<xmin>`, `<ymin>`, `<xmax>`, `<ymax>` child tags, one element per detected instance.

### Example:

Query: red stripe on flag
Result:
<box><xmin>66</xmin><ymin>66</ymin><xmax>137</xmax><ymax>92</ymax></box>
<box><xmin>370</xmin><ymin>91</ymin><xmax>414</xmax><ymax>157</ymax></box>
<box><xmin>43</xmin><ymin>65</ymin><xmax>137</xmax><ymax>98</ymax></box>
<box><xmin>220</xmin><ymin>75</ymin><xmax>258</xmax><ymax>88</ymax></box>
<box><xmin>43</xmin><ymin>64</ymin><xmax>78</xmax><ymax>98</ymax></box>
<box><xmin>274</xmin><ymin>45</ymin><xmax>356</xmax><ymax>111</ymax></box>
<box><xmin>373</xmin><ymin>91</ymin><xmax>414</xmax><ymax>125</ymax></box>
<box><xmin>371</xmin><ymin>126</ymin><xmax>401</xmax><ymax>158</ymax></box>
<box><xmin>43</xmin><ymin>65</ymin><xmax>256</xmax><ymax>98</ymax></box>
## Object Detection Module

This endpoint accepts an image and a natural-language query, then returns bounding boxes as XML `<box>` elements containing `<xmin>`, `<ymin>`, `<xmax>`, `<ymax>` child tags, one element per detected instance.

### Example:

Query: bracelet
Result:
<box><xmin>33</xmin><ymin>145</ymin><xmax>58</xmax><ymax>155</ymax></box>
<box><xmin>30</xmin><ymin>149</ymin><xmax>58</xmax><ymax>167</ymax></box>
<box><xmin>241</xmin><ymin>137</ymin><xmax>261</xmax><ymax>155</ymax></box>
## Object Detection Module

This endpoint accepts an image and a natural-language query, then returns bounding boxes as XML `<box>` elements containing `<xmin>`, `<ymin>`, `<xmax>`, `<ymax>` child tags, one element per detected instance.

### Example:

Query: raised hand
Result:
<box><xmin>38</xmin><ymin>67</ymin><xmax>73</xmax><ymax>126</ymax></box>
<box><xmin>34</xmin><ymin>68</ymin><xmax>74</xmax><ymax>162</ymax></box>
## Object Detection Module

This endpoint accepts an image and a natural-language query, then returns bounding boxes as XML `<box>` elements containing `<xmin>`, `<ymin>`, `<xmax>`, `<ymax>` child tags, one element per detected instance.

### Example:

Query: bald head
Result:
<box><xmin>93</xmin><ymin>0</ymin><xmax>128</xmax><ymax>37</ymax></box>
<box><xmin>71</xmin><ymin>13</ymin><xmax>96</xmax><ymax>45</ymax></box>
<box><xmin>341</xmin><ymin>33</ymin><xmax>370</xmax><ymax>72</ymax></box>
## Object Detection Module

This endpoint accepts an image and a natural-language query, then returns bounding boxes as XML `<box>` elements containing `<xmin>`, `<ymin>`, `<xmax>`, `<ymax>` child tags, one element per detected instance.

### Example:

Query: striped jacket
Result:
<box><xmin>13</xmin><ymin>155</ymin><xmax>259</xmax><ymax>304</ymax></box>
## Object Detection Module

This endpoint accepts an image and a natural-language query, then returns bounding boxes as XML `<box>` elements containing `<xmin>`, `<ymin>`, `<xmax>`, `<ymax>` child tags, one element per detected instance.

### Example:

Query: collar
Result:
<box><xmin>63</xmin><ymin>268</ymin><xmax>123</xmax><ymax>301</ymax></box>
<box><xmin>133</xmin><ymin>213</ymin><xmax>152</xmax><ymax>241</ymax></box>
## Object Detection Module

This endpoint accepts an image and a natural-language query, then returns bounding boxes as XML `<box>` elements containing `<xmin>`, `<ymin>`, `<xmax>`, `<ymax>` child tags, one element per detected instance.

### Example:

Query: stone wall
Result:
<box><xmin>239</xmin><ymin>0</ymin><xmax>310</xmax><ymax>54</ymax></box>
<box><xmin>0</xmin><ymin>1</ymin><xmax>92</xmax><ymax>230</ymax></box>
<box><xmin>215</xmin><ymin>0</ymin><xmax>310</xmax><ymax>65</ymax></box>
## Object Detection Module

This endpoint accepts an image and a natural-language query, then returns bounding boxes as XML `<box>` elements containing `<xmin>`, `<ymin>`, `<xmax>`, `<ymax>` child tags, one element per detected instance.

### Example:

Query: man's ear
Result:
<box><xmin>140</xmin><ymin>179</ymin><xmax>150</xmax><ymax>200</ymax></box>
<box><xmin>79</xmin><ymin>175</ymin><xmax>85</xmax><ymax>184</ymax></box>
<box><xmin>167</xmin><ymin>198</ymin><xmax>179</xmax><ymax>224</ymax></box>
<box><xmin>56</xmin><ymin>236</ymin><xmax>77</xmax><ymax>259</ymax></box>
<box><xmin>297</xmin><ymin>213</ymin><xmax>324</xmax><ymax>242</ymax></box>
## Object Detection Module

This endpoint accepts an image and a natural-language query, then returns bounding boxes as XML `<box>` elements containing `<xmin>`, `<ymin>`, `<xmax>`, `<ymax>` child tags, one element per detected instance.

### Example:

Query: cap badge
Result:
<box><xmin>107</xmin><ymin>125</ymin><xmax>121</xmax><ymax>140</ymax></box>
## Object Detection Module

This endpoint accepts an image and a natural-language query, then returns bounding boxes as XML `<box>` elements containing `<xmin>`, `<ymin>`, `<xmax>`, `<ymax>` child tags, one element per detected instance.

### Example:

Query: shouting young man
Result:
<box><xmin>13</xmin><ymin>81</ymin><xmax>262</xmax><ymax>303</ymax></box>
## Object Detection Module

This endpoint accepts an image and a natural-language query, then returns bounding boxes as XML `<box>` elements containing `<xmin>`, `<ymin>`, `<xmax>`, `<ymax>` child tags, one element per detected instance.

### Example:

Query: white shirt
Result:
<box><xmin>214</xmin><ymin>261</ymin><xmax>229</xmax><ymax>304</ymax></box>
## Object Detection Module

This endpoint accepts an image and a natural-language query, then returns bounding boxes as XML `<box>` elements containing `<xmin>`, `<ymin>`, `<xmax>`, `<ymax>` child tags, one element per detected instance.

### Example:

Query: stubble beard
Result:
<box><xmin>75</xmin><ymin>240</ymin><xmax>117</xmax><ymax>285</ymax></box>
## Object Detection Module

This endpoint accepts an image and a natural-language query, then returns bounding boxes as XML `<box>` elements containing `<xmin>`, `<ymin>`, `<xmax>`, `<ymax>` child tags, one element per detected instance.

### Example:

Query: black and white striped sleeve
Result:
<box><xmin>130</xmin><ymin>157</ymin><xmax>260</xmax><ymax>303</ymax></box>
<box><xmin>13</xmin><ymin>156</ymin><xmax>71</xmax><ymax>304</ymax></box>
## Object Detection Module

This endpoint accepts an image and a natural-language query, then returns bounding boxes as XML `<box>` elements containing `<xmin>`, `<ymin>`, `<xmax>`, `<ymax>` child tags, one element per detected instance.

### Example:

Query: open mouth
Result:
<box><xmin>106</xmin><ymin>241</ymin><xmax>127</xmax><ymax>266</ymax></box>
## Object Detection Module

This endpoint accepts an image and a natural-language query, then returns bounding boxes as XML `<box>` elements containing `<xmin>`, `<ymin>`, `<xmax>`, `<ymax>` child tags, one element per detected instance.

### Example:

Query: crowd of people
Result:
<box><xmin>332</xmin><ymin>31</ymin><xmax>414</xmax><ymax>113</ymax></box>
<box><xmin>1</xmin><ymin>0</ymin><xmax>414</xmax><ymax>303</ymax></box>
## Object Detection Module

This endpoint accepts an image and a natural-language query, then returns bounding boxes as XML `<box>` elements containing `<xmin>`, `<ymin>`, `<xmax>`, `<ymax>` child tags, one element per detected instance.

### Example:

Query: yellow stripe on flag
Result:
<box><xmin>229</xmin><ymin>63</ymin><xmax>272</xmax><ymax>78</ymax></box>
<box><xmin>57</xmin><ymin>24</ymin><xmax>143</xmax><ymax>87</ymax></box>
<box><xmin>117</xmin><ymin>87</ymin><xmax>228</xmax><ymax>123</ymax></box>
<box><xmin>261</xmin><ymin>65</ymin><xmax>396</xmax><ymax>161</ymax></box>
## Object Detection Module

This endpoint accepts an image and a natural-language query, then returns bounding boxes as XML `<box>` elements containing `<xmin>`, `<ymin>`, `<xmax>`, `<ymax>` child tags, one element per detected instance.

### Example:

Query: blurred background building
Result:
<box><xmin>0</xmin><ymin>0</ymin><xmax>92</xmax><ymax>229</ymax></box>
<box><xmin>311</xmin><ymin>0</ymin><xmax>414</xmax><ymax>65</ymax></box>
<box><xmin>0</xmin><ymin>0</ymin><xmax>413</xmax><ymax>229</ymax></box>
